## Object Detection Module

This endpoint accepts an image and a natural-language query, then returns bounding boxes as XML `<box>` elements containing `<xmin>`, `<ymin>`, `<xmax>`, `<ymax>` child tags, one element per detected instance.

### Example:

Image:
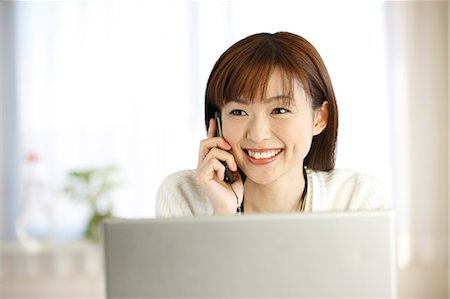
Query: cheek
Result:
<box><xmin>284</xmin><ymin>120</ymin><xmax>314</xmax><ymax>151</ymax></box>
<box><xmin>223</xmin><ymin>125</ymin><xmax>246</xmax><ymax>165</ymax></box>
<box><xmin>222</xmin><ymin>122</ymin><xmax>242</xmax><ymax>147</ymax></box>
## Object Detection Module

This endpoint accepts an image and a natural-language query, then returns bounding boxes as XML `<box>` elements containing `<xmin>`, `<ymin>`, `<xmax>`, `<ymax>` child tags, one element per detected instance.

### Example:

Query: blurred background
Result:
<box><xmin>0</xmin><ymin>0</ymin><xmax>448</xmax><ymax>298</ymax></box>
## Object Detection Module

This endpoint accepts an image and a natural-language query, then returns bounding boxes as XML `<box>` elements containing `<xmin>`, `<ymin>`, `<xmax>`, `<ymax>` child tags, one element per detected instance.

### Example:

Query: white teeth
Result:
<box><xmin>247</xmin><ymin>149</ymin><xmax>282</xmax><ymax>159</ymax></box>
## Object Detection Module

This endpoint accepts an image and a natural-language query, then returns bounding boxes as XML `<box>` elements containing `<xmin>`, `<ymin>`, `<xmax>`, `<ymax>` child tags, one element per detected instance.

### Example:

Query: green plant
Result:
<box><xmin>65</xmin><ymin>165</ymin><xmax>120</xmax><ymax>242</ymax></box>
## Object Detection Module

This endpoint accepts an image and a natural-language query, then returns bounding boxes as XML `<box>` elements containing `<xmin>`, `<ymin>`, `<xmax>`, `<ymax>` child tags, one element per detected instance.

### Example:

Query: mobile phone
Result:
<box><xmin>214</xmin><ymin>111</ymin><xmax>235</xmax><ymax>184</ymax></box>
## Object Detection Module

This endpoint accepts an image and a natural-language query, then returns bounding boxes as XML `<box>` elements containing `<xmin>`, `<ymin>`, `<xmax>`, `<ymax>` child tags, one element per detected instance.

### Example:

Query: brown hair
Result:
<box><xmin>204</xmin><ymin>32</ymin><xmax>338</xmax><ymax>171</ymax></box>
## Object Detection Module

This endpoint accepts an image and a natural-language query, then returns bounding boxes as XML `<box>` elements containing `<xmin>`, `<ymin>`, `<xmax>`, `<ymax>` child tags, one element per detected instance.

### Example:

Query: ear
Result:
<box><xmin>313</xmin><ymin>101</ymin><xmax>329</xmax><ymax>136</ymax></box>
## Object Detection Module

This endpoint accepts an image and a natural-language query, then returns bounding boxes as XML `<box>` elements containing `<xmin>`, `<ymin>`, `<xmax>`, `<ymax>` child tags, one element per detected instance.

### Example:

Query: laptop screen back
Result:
<box><xmin>103</xmin><ymin>211</ymin><xmax>396</xmax><ymax>298</ymax></box>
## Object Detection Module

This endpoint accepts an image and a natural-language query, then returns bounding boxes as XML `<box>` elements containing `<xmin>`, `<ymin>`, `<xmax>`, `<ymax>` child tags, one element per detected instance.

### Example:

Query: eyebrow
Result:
<box><xmin>232</xmin><ymin>95</ymin><xmax>292</xmax><ymax>104</ymax></box>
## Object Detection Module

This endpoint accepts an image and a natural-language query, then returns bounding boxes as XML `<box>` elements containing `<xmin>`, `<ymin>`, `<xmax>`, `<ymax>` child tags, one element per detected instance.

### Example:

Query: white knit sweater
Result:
<box><xmin>156</xmin><ymin>168</ymin><xmax>386</xmax><ymax>217</ymax></box>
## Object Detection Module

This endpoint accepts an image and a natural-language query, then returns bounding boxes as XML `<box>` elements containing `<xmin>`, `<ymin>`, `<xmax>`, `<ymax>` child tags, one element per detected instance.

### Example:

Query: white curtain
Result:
<box><xmin>383</xmin><ymin>1</ymin><xmax>448</xmax><ymax>297</ymax></box>
<box><xmin>6</xmin><ymin>0</ymin><xmax>448</xmax><ymax>296</ymax></box>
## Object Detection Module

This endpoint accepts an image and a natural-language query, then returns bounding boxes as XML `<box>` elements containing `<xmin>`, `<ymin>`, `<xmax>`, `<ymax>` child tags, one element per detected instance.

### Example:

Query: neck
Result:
<box><xmin>243</xmin><ymin>167</ymin><xmax>306</xmax><ymax>213</ymax></box>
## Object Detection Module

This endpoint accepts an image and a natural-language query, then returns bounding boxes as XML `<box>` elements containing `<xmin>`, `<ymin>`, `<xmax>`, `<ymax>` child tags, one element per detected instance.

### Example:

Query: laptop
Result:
<box><xmin>102</xmin><ymin>211</ymin><xmax>396</xmax><ymax>298</ymax></box>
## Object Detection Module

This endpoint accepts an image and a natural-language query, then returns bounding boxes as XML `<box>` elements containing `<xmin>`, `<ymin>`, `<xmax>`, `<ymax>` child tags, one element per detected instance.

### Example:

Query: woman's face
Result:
<box><xmin>221</xmin><ymin>69</ymin><xmax>327</xmax><ymax>185</ymax></box>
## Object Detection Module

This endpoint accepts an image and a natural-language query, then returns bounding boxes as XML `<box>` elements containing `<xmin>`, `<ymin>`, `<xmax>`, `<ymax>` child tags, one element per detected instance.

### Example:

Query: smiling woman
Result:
<box><xmin>205</xmin><ymin>32</ymin><xmax>337</xmax><ymax>172</ymax></box>
<box><xmin>156</xmin><ymin>32</ymin><xmax>386</xmax><ymax>216</ymax></box>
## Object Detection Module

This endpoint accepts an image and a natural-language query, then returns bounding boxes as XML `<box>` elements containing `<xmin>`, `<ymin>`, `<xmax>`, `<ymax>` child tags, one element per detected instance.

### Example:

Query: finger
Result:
<box><xmin>207</xmin><ymin>118</ymin><xmax>216</xmax><ymax>138</ymax></box>
<box><xmin>203</xmin><ymin>148</ymin><xmax>237</xmax><ymax>171</ymax></box>
<box><xmin>212</xmin><ymin>160</ymin><xmax>226</xmax><ymax>181</ymax></box>
<box><xmin>198</xmin><ymin>137</ymin><xmax>232</xmax><ymax>162</ymax></box>
<box><xmin>197</xmin><ymin>148</ymin><xmax>237</xmax><ymax>182</ymax></box>
<box><xmin>197</xmin><ymin>159</ymin><xmax>226</xmax><ymax>182</ymax></box>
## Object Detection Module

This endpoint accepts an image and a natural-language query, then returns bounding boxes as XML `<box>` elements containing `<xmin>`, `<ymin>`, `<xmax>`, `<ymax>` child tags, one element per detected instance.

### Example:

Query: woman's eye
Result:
<box><xmin>229</xmin><ymin>109</ymin><xmax>247</xmax><ymax>116</ymax></box>
<box><xmin>272</xmin><ymin>107</ymin><xmax>290</xmax><ymax>114</ymax></box>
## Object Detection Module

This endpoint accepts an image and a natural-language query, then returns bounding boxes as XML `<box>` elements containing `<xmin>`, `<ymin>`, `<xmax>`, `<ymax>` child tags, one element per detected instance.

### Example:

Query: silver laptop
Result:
<box><xmin>102</xmin><ymin>211</ymin><xmax>396</xmax><ymax>298</ymax></box>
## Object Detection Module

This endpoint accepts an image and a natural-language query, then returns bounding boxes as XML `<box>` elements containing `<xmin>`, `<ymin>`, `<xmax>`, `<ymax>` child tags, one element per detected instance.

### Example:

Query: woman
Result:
<box><xmin>156</xmin><ymin>32</ymin><xmax>385</xmax><ymax>216</ymax></box>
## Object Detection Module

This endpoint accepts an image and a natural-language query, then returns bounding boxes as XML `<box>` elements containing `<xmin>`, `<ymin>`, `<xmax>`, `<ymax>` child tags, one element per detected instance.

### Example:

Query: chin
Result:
<box><xmin>244</xmin><ymin>172</ymin><xmax>279</xmax><ymax>185</ymax></box>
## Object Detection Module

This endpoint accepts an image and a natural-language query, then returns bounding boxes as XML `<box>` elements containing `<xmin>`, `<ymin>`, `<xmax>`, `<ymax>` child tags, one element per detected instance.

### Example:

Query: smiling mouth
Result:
<box><xmin>245</xmin><ymin>149</ymin><xmax>283</xmax><ymax>160</ymax></box>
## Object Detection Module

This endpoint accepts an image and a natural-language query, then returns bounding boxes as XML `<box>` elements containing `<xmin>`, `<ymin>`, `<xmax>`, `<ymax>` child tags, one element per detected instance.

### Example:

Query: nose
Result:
<box><xmin>245</xmin><ymin>115</ymin><xmax>272</xmax><ymax>143</ymax></box>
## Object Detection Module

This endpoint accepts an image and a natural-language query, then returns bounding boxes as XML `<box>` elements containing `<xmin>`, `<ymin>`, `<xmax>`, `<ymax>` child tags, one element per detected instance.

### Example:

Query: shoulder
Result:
<box><xmin>309</xmin><ymin>169</ymin><xmax>387</xmax><ymax>211</ymax></box>
<box><xmin>159</xmin><ymin>169</ymin><xmax>197</xmax><ymax>188</ymax></box>
<box><xmin>156</xmin><ymin>170</ymin><xmax>212</xmax><ymax>217</ymax></box>
<box><xmin>311</xmin><ymin>169</ymin><xmax>378</xmax><ymax>188</ymax></box>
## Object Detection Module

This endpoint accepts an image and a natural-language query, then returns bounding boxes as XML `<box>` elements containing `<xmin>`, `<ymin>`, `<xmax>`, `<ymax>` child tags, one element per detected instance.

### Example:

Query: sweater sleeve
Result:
<box><xmin>155</xmin><ymin>170</ymin><xmax>212</xmax><ymax>217</ymax></box>
<box><xmin>155</xmin><ymin>170</ymin><xmax>194</xmax><ymax>217</ymax></box>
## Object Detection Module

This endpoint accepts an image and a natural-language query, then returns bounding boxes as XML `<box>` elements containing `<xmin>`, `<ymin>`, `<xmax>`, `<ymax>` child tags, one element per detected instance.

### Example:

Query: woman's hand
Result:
<box><xmin>196</xmin><ymin>118</ymin><xmax>244</xmax><ymax>215</ymax></box>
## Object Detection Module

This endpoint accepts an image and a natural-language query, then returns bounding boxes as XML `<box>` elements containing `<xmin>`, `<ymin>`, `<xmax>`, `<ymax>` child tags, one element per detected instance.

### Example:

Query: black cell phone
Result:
<box><xmin>214</xmin><ymin>111</ymin><xmax>235</xmax><ymax>184</ymax></box>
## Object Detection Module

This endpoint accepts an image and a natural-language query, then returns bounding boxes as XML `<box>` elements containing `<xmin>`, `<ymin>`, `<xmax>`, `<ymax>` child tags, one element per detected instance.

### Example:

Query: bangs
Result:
<box><xmin>208</xmin><ymin>34</ymin><xmax>310</xmax><ymax>108</ymax></box>
<box><xmin>223</xmin><ymin>64</ymin><xmax>298</xmax><ymax>106</ymax></box>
